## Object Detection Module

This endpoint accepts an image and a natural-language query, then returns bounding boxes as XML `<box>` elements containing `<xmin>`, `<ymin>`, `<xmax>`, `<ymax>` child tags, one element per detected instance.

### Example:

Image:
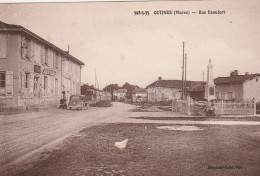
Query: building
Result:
<box><xmin>81</xmin><ymin>84</ymin><xmax>111</xmax><ymax>102</ymax></box>
<box><xmin>214</xmin><ymin>70</ymin><xmax>260</xmax><ymax>103</ymax></box>
<box><xmin>113</xmin><ymin>89</ymin><xmax>127</xmax><ymax>101</ymax></box>
<box><xmin>146</xmin><ymin>77</ymin><xmax>204</xmax><ymax>102</ymax></box>
<box><xmin>0</xmin><ymin>21</ymin><xmax>84</xmax><ymax>110</ymax></box>
<box><xmin>188</xmin><ymin>82</ymin><xmax>206</xmax><ymax>100</ymax></box>
<box><xmin>132</xmin><ymin>88</ymin><xmax>147</xmax><ymax>103</ymax></box>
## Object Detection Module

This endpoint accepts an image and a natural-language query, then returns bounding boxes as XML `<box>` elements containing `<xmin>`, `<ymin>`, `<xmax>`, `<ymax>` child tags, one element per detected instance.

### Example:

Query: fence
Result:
<box><xmin>172</xmin><ymin>97</ymin><xmax>256</xmax><ymax>116</ymax></box>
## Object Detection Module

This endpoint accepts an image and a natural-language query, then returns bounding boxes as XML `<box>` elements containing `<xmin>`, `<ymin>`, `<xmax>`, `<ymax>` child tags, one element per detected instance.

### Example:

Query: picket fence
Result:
<box><xmin>172</xmin><ymin>97</ymin><xmax>256</xmax><ymax>116</ymax></box>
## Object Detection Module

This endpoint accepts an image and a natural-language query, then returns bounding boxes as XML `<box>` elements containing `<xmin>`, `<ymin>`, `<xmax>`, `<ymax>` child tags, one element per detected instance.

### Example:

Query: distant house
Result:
<box><xmin>132</xmin><ymin>88</ymin><xmax>147</xmax><ymax>103</ymax></box>
<box><xmin>81</xmin><ymin>84</ymin><xmax>111</xmax><ymax>102</ymax></box>
<box><xmin>100</xmin><ymin>91</ymin><xmax>112</xmax><ymax>102</ymax></box>
<box><xmin>188</xmin><ymin>82</ymin><xmax>206</xmax><ymax>100</ymax></box>
<box><xmin>146</xmin><ymin>77</ymin><xmax>204</xmax><ymax>102</ymax></box>
<box><xmin>214</xmin><ymin>70</ymin><xmax>260</xmax><ymax>102</ymax></box>
<box><xmin>113</xmin><ymin>88</ymin><xmax>127</xmax><ymax>101</ymax></box>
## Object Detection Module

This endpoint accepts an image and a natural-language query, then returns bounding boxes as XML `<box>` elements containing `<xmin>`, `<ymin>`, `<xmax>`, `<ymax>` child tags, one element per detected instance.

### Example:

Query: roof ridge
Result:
<box><xmin>0</xmin><ymin>21</ymin><xmax>84</xmax><ymax>66</ymax></box>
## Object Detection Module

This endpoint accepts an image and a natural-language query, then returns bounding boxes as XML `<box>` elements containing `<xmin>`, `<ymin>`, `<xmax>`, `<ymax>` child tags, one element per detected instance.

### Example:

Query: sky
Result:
<box><xmin>0</xmin><ymin>0</ymin><xmax>260</xmax><ymax>89</ymax></box>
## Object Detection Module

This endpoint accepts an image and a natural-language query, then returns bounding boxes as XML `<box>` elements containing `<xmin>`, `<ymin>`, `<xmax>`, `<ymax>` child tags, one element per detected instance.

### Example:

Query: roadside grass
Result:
<box><xmin>18</xmin><ymin>123</ymin><xmax>260</xmax><ymax>176</ymax></box>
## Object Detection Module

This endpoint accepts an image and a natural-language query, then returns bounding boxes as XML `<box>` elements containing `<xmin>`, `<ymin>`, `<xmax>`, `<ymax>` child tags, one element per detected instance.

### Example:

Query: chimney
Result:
<box><xmin>155</xmin><ymin>77</ymin><xmax>162</xmax><ymax>86</ymax></box>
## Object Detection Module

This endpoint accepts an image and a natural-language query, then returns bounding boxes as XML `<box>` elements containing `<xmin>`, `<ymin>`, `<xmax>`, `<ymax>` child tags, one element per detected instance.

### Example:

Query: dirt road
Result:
<box><xmin>0</xmin><ymin>102</ymin><xmax>134</xmax><ymax>174</ymax></box>
<box><xmin>1</xmin><ymin>102</ymin><xmax>260</xmax><ymax>175</ymax></box>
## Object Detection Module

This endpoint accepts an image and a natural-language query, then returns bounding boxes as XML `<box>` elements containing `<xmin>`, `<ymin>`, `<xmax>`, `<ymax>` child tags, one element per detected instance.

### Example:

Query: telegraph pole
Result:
<box><xmin>182</xmin><ymin>42</ymin><xmax>185</xmax><ymax>100</ymax></box>
<box><xmin>95</xmin><ymin>69</ymin><xmax>97</xmax><ymax>88</ymax></box>
<box><xmin>184</xmin><ymin>53</ymin><xmax>187</xmax><ymax>99</ymax></box>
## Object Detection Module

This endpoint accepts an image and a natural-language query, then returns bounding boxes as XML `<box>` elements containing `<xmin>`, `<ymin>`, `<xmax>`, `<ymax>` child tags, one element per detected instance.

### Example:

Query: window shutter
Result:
<box><xmin>0</xmin><ymin>34</ymin><xmax>7</xmax><ymax>58</ymax></box>
<box><xmin>29</xmin><ymin>74</ymin><xmax>34</xmax><ymax>95</ymax></box>
<box><xmin>42</xmin><ymin>76</ymin><xmax>45</xmax><ymax>96</ymax></box>
<box><xmin>29</xmin><ymin>41</ymin><xmax>34</xmax><ymax>61</ymax></box>
<box><xmin>21</xmin><ymin>72</ymin><xmax>25</xmax><ymax>92</ymax></box>
<box><xmin>41</xmin><ymin>47</ymin><xmax>44</xmax><ymax>65</ymax></box>
<box><xmin>47</xmin><ymin>50</ymin><xmax>52</xmax><ymax>66</ymax></box>
<box><xmin>5</xmin><ymin>71</ymin><xmax>13</xmax><ymax>97</ymax></box>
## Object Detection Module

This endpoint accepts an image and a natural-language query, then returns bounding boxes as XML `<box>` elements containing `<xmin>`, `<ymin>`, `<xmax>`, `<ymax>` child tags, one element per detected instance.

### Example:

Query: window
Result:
<box><xmin>0</xmin><ymin>72</ymin><xmax>6</xmax><ymax>88</ymax></box>
<box><xmin>44</xmin><ymin>76</ymin><xmax>47</xmax><ymax>90</ymax></box>
<box><xmin>34</xmin><ymin>77</ymin><xmax>39</xmax><ymax>90</ymax></box>
<box><xmin>0</xmin><ymin>71</ymin><xmax>13</xmax><ymax>96</ymax></box>
<box><xmin>55</xmin><ymin>53</ymin><xmax>59</xmax><ymax>69</ymax></box>
<box><xmin>228</xmin><ymin>92</ymin><xmax>233</xmax><ymax>100</ymax></box>
<box><xmin>25</xmin><ymin>73</ymin><xmax>29</xmax><ymax>89</ymax></box>
<box><xmin>0</xmin><ymin>34</ymin><xmax>7</xmax><ymax>59</ymax></box>
<box><xmin>257</xmin><ymin>78</ymin><xmax>258</xmax><ymax>82</ymax></box>
<box><xmin>21</xmin><ymin>37</ymin><xmax>32</xmax><ymax>60</ymax></box>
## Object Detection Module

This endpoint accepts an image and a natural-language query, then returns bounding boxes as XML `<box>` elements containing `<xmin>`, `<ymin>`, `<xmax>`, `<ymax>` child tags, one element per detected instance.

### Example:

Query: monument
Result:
<box><xmin>204</xmin><ymin>59</ymin><xmax>216</xmax><ymax>101</ymax></box>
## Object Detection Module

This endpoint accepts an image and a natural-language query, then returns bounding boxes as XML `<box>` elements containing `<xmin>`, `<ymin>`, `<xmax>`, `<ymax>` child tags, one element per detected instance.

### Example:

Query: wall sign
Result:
<box><xmin>42</xmin><ymin>68</ymin><xmax>56</xmax><ymax>76</ymax></box>
<box><xmin>34</xmin><ymin>65</ymin><xmax>41</xmax><ymax>73</ymax></box>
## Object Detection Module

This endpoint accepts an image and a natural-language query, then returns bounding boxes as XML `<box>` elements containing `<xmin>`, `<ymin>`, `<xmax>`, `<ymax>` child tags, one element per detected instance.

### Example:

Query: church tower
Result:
<box><xmin>204</xmin><ymin>59</ymin><xmax>216</xmax><ymax>100</ymax></box>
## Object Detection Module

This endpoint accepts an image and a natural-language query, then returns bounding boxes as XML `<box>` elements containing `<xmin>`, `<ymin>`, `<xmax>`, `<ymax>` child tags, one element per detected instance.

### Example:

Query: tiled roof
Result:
<box><xmin>133</xmin><ymin>88</ymin><xmax>147</xmax><ymax>94</ymax></box>
<box><xmin>188</xmin><ymin>83</ymin><xmax>206</xmax><ymax>92</ymax></box>
<box><xmin>0</xmin><ymin>21</ymin><xmax>22</xmax><ymax>29</ymax></box>
<box><xmin>0</xmin><ymin>21</ymin><xmax>84</xmax><ymax>66</ymax></box>
<box><xmin>214</xmin><ymin>74</ymin><xmax>260</xmax><ymax>85</ymax></box>
<box><xmin>146</xmin><ymin>79</ymin><xmax>205</xmax><ymax>89</ymax></box>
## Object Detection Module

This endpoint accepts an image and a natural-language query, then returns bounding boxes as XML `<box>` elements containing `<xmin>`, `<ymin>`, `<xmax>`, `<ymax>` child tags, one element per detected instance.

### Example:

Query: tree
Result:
<box><xmin>122</xmin><ymin>82</ymin><xmax>140</xmax><ymax>99</ymax></box>
<box><xmin>103</xmin><ymin>84</ymin><xmax>120</xmax><ymax>99</ymax></box>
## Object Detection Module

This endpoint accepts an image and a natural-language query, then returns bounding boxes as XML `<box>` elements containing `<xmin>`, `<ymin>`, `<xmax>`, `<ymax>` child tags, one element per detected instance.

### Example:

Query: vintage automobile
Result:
<box><xmin>67</xmin><ymin>95</ymin><xmax>89</xmax><ymax>110</ymax></box>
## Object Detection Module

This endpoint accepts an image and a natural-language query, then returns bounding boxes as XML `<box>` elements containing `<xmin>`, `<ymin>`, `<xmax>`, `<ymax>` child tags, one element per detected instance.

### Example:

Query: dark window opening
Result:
<box><xmin>0</xmin><ymin>72</ymin><xmax>5</xmax><ymax>88</ymax></box>
<box><xmin>25</xmin><ymin>73</ymin><xmax>29</xmax><ymax>88</ymax></box>
<box><xmin>44</xmin><ymin>76</ymin><xmax>47</xmax><ymax>90</ymax></box>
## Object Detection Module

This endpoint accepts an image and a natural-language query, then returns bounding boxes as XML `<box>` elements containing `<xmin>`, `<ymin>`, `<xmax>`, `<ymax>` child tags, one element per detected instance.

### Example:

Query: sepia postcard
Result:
<box><xmin>0</xmin><ymin>0</ymin><xmax>260</xmax><ymax>175</ymax></box>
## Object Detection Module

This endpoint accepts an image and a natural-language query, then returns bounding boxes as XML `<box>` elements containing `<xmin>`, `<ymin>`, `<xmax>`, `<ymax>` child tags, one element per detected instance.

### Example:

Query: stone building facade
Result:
<box><xmin>113</xmin><ymin>89</ymin><xmax>127</xmax><ymax>101</ymax></box>
<box><xmin>0</xmin><ymin>21</ymin><xmax>84</xmax><ymax>110</ymax></box>
<box><xmin>132</xmin><ymin>89</ymin><xmax>147</xmax><ymax>103</ymax></box>
<box><xmin>214</xmin><ymin>70</ymin><xmax>260</xmax><ymax>103</ymax></box>
<box><xmin>146</xmin><ymin>77</ymin><xmax>203</xmax><ymax>102</ymax></box>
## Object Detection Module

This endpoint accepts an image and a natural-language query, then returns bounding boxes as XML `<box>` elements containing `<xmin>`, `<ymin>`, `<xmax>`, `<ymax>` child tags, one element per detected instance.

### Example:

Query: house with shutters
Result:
<box><xmin>146</xmin><ymin>77</ymin><xmax>204</xmax><ymax>102</ymax></box>
<box><xmin>214</xmin><ymin>70</ymin><xmax>260</xmax><ymax>103</ymax></box>
<box><xmin>0</xmin><ymin>21</ymin><xmax>84</xmax><ymax>110</ymax></box>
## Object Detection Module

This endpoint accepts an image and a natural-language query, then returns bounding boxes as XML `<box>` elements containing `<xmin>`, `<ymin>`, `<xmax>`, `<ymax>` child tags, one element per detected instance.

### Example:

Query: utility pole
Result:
<box><xmin>202</xmin><ymin>71</ymin><xmax>205</xmax><ymax>82</ymax></box>
<box><xmin>95</xmin><ymin>69</ymin><xmax>97</xmax><ymax>88</ymax></box>
<box><xmin>184</xmin><ymin>53</ymin><xmax>187</xmax><ymax>99</ymax></box>
<box><xmin>182</xmin><ymin>42</ymin><xmax>185</xmax><ymax>100</ymax></box>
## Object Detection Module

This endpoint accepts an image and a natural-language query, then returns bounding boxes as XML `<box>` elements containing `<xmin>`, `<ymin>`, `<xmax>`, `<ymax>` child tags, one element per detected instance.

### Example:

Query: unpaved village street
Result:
<box><xmin>0</xmin><ymin>103</ymin><xmax>134</xmax><ymax>171</ymax></box>
<box><xmin>1</xmin><ymin>102</ymin><xmax>260</xmax><ymax>175</ymax></box>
